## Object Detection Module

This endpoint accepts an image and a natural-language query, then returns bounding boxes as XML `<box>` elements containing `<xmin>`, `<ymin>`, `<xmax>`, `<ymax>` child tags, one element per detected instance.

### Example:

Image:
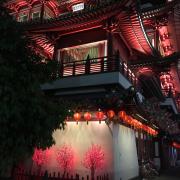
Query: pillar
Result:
<box><xmin>113</xmin><ymin>124</ymin><xmax>139</xmax><ymax>180</ymax></box>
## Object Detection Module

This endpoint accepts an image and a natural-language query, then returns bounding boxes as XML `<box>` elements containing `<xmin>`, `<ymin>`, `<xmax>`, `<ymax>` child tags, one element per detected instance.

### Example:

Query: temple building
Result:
<box><xmin>4</xmin><ymin>0</ymin><xmax>180</xmax><ymax>179</ymax></box>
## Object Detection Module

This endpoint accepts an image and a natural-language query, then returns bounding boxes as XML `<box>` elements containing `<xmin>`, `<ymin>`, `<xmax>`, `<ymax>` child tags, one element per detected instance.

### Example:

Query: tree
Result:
<box><xmin>56</xmin><ymin>145</ymin><xmax>74</xmax><ymax>176</ymax></box>
<box><xmin>83</xmin><ymin>144</ymin><xmax>105</xmax><ymax>180</ymax></box>
<box><xmin>0</xmin><ymin>1</ymin><xmax>67</xmax><ymax>176</ymax></box>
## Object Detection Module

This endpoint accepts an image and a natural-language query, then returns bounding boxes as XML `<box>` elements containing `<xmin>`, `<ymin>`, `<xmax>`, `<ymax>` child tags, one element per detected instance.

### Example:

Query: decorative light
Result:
<box><xmin>84</xmin><ymin>112</ymin><xmax>92</xmax><ymax>121</ymax></box>
<box><xmin>118</xmin><ymin>111</ymin><xmax>126</xmax><ymax>119</ymax></box>
<box><xmin>107</xmin><ymin>110</ymin><xmax>115</xmax><ymax>119</ymax></box>
<box><xmin>124</xmin><ymin>114</ymin><xmax>129</xmax><ymax>123</ymax></box>
<box><xmin>118</xmin><ymin>111</ymin><xmax>158</xmax><ymax>136</ymax></box>
<box><xmin>96</xmin><ymin>111</ymin><xmax>104</xmax><ymax>123</ymax></box>
<box><xmin>82</xmin><ymin>144</ymin><xmax>105</xmax><ymax>180</ymax></box>
<box><xmin>74</xmin><ymin>113</ymin><xmax>81</xmax><ymax>122</ymax></box>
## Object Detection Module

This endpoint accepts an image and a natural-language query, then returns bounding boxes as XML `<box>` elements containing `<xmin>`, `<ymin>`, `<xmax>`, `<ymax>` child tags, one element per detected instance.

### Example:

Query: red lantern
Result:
<box><xmin>96</xmin><ymin>111</ymin><xmax>104</xmax><ymax>120</ymax></box>
<box><xmin>107</xmin><ymin>110</ymin><xmax>115</xmax><ymax>119</ymax></box>
<box><xmin>124</xmin><ymin>114</ymin><xmax>129</xmax><ymax>122</ymax></box>
<box><xmin>118</xmin><ymin>111</ymin><xmax>126</xmax><ymax>119</ymax></box>
<box><xmin>74</xmin><ymin>113</ymin><xmax>81</xmax><ymax>121</ymax></box>
<box><xmin>137</xmin><ymin>121</ymin><xmax>142</xmax><ymax>129</ymax></box>
<box><xmin>84</xmin><ymin>112</ymin><xmax>92</xmax><ymax>121</ymax></box>
<box><xmin>142</xmin><ymin>125</ymin><xmax>148</xmax><ymax>132</ymax></box>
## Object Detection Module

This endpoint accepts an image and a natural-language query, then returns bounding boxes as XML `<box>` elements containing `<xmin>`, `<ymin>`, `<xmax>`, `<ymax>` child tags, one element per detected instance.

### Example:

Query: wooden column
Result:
<box><xmin>107</xmin><ymin>31</ymin><xmax>113</xmax><ymax>57</ymax></box>
<box><xmin>53</xmin><ymin>43</ymin><xmax>58</xmax><ymax>60</ymax></box>
<box><xmin>40</xmin><ymin>0</ymin><xmax>45</xmax><ymax>22</ymax></box>
<box><xmin>106</xmin><ymin>31</ymin><xmax>113</xmax><ymax>72</ymax></box>
<box><xmin>28</xmin><ymin>6</ymin><xmax>32</xmax><ymax>21</ymax></box>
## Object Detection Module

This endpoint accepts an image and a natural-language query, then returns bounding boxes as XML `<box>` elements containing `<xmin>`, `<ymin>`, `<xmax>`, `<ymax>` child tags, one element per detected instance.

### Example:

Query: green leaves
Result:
<box><xmin>0</xmin><ymin>2</ymin><xmax>67</xmax><ymax>175</ymax></box>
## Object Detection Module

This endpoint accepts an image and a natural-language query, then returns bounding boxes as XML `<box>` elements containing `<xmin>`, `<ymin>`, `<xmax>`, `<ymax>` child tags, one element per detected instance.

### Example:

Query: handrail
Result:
<box><xmin>62</xmin><ymin>56</ymin><xmax>110</xmax><ymax>64</ymax></box>
<box><xmin>58</xmin><ymin>56</ymin><xmax>137</xmax><ymax>86</ymax></box>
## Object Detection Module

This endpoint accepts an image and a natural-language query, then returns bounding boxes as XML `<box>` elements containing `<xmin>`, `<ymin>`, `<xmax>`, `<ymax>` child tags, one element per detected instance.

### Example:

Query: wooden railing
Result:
<box><xmin>58</xmin><ymin>56</ymin><xmax>137</xmax><ymax>86</ymax></box>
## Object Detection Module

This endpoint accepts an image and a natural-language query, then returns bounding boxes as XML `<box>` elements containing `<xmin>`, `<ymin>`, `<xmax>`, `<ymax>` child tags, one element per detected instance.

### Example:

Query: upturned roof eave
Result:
<box><xmin>21</xmin><ymin>1</ymin><xmax>127</xmax><ymax>32</ymax></box>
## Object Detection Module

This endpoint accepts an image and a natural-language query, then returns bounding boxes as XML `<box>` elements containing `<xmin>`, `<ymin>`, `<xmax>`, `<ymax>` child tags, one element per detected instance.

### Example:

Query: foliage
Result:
<box><xmin>56</xmin><ymin>145</ymin><xmax>74</xmax><ymax>175</ymax></box>
<box><xmin>0</xmin><ymin>1</ymin><xmax>67</xmax><ymax>175</ymax></box>
<box><xmin>83</xmin><ymin>144</ymin><xmax>105</xmax><ymax>179</ymax></box>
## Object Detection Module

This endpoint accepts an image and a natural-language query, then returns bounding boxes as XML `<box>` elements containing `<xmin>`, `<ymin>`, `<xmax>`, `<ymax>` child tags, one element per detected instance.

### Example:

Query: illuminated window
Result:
<box><xmin>59</xmin><ymin>41</ymin><xmax>107</xmax><ymax>76</ymax></box>
<box><xmin>59</xmin><ymin>41</ymin><xmax>107</xmax><ymax>63</ymax></box>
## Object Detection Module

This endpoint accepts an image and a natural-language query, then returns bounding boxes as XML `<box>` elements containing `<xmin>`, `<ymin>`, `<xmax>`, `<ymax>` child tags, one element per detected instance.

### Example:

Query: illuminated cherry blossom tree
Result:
<box><xmin>56</xmin><ymin>145</ymin><xmax>74</xmax><ymax>176</ymax></box>
<box><xmin>32</xmin><ymin>148</ymin><xmax>50</xmax><ymax>174</ymax></box>
<box><xmin>83</xmin><ymin>144</ymin><xmax>105</xmax><ymax>180</ymax></box>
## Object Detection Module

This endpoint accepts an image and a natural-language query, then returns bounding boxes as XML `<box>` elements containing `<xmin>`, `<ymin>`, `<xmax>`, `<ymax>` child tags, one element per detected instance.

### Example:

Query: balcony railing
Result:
<box><xmin>58</xmin><ymin>56</ymin><xmax>137</xmax><ymax>86</ymax></box>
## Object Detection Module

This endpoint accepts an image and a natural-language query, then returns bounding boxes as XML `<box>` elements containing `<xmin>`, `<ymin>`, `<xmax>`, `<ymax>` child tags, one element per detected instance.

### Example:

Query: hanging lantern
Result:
<box><xmin>84</xmin><ymin>112</ymin><xmax>92</xmax><ymax>121</ymax></box>
<box><xmin>118</xmin><ymin>111</ymin><xmax>126</xmax><ymax>120</ymax></box>
<box><xmin>132</xmin><ymin>119</ymin><xmax>136</xmax><ymax>128</ymax></box>
<box><xmin>107</xmin><ymin>110</ymin><xmax>115</xmax><ymax>119</ymax></box>
<box><xmin>142</xmin><ymin>125</ymin><xmax>148</xmax><ymax>132</ymax></box>
<box><xmin>74</xmin><ymin>113</ymin><xmax>81</xmax><ymax>121</ymax></box>
<box><xmin>137</xmin><ymin>121</ymin><xmax>142</xmax><ymax>129</ymax></box>
<box><xmin>96</xmin><ymin>111</ymin><xmax>104</xmax><ymax>121</ymax></box>
<box><xmin>128</xmin><ymin>116</ymin><xmax>134</xmax><ymax>126</ymax></box>
<box><xmin>124</xmin><ymin>114</ymin><xmax>129</xmax><ymax>123</ymax></box>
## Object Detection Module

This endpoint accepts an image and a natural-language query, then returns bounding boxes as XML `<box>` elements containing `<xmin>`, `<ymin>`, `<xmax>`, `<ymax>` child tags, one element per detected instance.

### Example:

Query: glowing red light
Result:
<box><xmin>73</xmin><ymin>113</ymin><xmax>81</xmax><ymax>121</ymax></box>
<box><xmin>56</xmin><ymin>145</ymin><xmax>74</xmax><ymax>175</ymax></box>
<box><xmin>172</xmin><ymin>142</ymin><xmax>180</xmax><ymax>149</ymax></box>
<box><xmin>84</xmin><ymin>112</ymin><xmax>92</xmax><ymax>121</ymax></box>
<box><xmin>118</xmin><ymin>111</ymin><xmax>126</xmax><ymax>119</ymax></box>
<box><xmin>96</xmin><ymin>111</ymin><xmax>104</xmax><ymax>120</ymax></box>
<box><xmin>32</xmin><ymin>148</ymin><xmax>50</xmax><ymax>166</ymax></box>
<box><xmin>118</xmin><ymin>111</ymin><xmax>158</xmax><ymax>136</ymax></box>
<box><xmin>107</xmin><ymin>110</ymin><xmax>115</xmax><ymax>119</ymax></box>
<box><xmin>83</xmin><ymin>144</ymin><xmax>105</xmax><ymax>178</ymax></box>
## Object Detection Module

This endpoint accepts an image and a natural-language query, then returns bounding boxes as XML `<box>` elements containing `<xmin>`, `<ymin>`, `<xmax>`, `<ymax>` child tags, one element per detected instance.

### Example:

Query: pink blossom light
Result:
<box><xmin>83</xmin><ymin>144</ymin><xmax>105</xmax><ymax>171</ymax></box>
<box><xmin>56</xmin><ymin>145</ymin><xmax>74</xmax><ymax>175</ymax></box>
<box><xmin>32</xmin><ymin>148</ymin><xmax>50</xmax><ymax>166</ymax></box>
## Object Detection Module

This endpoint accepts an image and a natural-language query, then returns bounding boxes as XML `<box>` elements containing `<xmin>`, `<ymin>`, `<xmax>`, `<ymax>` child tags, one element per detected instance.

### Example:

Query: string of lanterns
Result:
<box><xmin>68</xmin><ymin>110</ymin><xmax>158</xmax><ymax>136</ymax></box>
<box><xmin>118</xmin><ymin>111</ymin><xmax>158</xmax><ymax>136</ymax></box>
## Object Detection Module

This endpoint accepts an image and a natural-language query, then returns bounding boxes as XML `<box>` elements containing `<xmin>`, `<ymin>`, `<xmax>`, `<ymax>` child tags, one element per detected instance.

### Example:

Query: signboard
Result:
<box><xmin>72</xmin><ymin>3</ymin><xmax>84</xmax><ymax>12</ymax></box>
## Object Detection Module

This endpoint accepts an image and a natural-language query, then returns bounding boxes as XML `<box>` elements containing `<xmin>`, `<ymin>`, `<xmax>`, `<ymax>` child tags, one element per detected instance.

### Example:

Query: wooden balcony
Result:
<box><xmin>42</xmin><ymin>56</ymin><xmax>137</xmax><ymax>94</ymax></box>
<box><xmin>58</xmin><ymin>56</ymin><xmax>137</xmax><ymax>86</ymax></box>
